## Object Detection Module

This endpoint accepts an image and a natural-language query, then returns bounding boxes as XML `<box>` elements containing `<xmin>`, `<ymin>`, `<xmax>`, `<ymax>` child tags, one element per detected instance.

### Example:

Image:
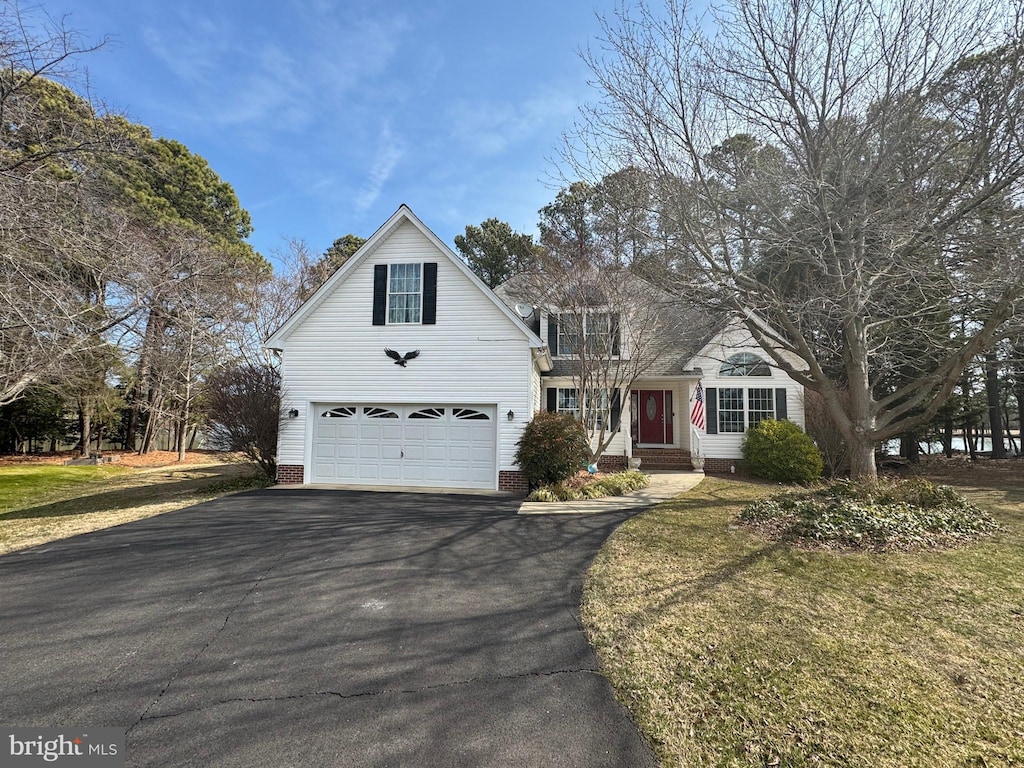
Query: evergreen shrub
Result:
<box><xmin>514</xmin><ymin>411</ymin><xmax>590</xmax><ymax>488</ymax></box>
<box><xmin>742</xmin><ymin>419</ymin><xmax>823</xmax><ymax>484</ymax></box>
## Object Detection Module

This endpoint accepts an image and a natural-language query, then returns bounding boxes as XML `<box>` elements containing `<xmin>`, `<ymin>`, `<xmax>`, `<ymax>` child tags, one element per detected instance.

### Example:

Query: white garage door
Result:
<box><xmin>311</xmin><ymin>404</ymin><xmax>497</xmax><ymax>489</ymax></box>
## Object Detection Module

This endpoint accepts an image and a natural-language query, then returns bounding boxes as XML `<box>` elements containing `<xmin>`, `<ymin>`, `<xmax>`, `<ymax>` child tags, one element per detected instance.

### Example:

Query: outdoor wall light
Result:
<box><xmin>507</xmin><ymin>409</ymin><xmax>515</xmax><ymax>421</ymax></box>
<box><xmin>288</xmin><ymin>409</ymin><xmax>299</xmax><ymax>419</ymax></box>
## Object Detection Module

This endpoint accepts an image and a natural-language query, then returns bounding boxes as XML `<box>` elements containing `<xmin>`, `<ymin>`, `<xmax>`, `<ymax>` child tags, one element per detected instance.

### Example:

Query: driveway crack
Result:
<box><xmin>136</xmin><ymin>667</ymin><xmax>604</xmax><ymax>723</ymax></box>
<box><xmin>128</xmin><ymin>546</ymin><xmax>291</xmax><ymax>733</ymax></box>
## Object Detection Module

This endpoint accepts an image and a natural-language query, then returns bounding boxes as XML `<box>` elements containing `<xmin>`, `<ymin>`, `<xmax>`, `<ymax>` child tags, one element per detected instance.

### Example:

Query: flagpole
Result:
<box><xmin>689</xmin><ymin>379</ymin><xmax>705</xmax><ymax>466</ymax></box>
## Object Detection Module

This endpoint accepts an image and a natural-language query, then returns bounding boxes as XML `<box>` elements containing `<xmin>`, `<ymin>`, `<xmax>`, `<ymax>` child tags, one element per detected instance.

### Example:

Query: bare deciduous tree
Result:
<box><xmin>572</xmin><ymin>0</ymin><xmax>1024</xmax><ymax>478</ymax></box>
<box><xmin>0</xmin><ymin>3</ymin><xmax>136</xmax><ymax>407</ymax></box>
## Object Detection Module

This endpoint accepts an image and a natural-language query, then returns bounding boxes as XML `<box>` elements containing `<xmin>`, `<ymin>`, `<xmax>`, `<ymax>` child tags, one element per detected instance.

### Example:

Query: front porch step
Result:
<box><xmin>632</xmin><ymin>448</ymin><xmax>694</xmax><ymax>470</ymax></box>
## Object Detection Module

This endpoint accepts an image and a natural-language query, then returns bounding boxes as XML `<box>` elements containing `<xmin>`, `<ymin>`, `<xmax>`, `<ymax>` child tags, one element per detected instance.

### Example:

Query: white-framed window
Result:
<box><xmin>555</xmin><ymin>387</ymin><xmax>615</xmax><ymax>430</ymax></box>
<box><xmin>747</xmin><ymin>387</ymin><xmax>775</xmax><ymax>428</ymax></box>
<box><xmin>557</xmin><ymin>314</ymin><xmax>582</xmax><ymax>356</ymax></box>
<box><xmin>718</xmin><ymin>387</ymin><xmax>746</xmax><ymax>433</ymax></box>
<box><xmin>556</xmin><ymin>388</ymin><xmax>579</xmax><ymax>416</ymax></box>
<box><xmin>717</xmin><ymin>386</ymin><xmax>775</xmax><ymax>433</ymax></box>
<box><xmin>556</xmin><ymin>312</ymin><xmax>617</xmax><ymax>356</ymax></box>
<box><xmin>387</xmin><ymin>263</ymin><xmax>422</xmax><ymax>324</ymax></box>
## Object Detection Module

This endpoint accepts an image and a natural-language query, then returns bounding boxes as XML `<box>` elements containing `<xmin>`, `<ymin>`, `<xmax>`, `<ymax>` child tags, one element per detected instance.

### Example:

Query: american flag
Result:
<box><xmin>690</xmin><ymin>381</ymin><xmax>705</xmax><ymax>431</ymax></box>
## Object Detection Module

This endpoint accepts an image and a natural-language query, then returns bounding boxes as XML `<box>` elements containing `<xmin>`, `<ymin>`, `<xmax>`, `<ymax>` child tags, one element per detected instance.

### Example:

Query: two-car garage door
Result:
<box><xmin>311</xmin><ymin>404</ymin><xmax>497</xmax><ymax>489</ymax></box>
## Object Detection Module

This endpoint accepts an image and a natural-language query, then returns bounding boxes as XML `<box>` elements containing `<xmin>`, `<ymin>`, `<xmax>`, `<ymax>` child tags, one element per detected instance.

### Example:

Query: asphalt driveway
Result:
<box><xmin>0</xmin><ymin>489</ymin><xmax>656</xmax><ymax>767</ymax></box>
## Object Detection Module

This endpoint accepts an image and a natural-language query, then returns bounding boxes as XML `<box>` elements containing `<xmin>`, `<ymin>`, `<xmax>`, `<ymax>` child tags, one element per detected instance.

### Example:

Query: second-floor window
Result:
<box><xmin>388</xmin><ymin>263</ymin><xmax>422</xmax><ymax>324</ymax></box>
<box><xmin>555</xmin><ymin>312</ymin><xmax>618</xmax><ymax>356</ymax></box>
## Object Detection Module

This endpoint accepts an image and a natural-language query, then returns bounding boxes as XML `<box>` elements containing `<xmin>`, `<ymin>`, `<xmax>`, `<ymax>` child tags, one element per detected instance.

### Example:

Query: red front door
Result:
<box><xmin>637</xmin><ymin>390</ymin><xmax>673</xmax><ymax>444</ymax></box>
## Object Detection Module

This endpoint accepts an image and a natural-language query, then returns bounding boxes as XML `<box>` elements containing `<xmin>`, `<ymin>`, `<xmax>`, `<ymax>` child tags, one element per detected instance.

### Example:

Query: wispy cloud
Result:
<box><xmin>447</xmin><ymin>89</ymin><xmax>579</xmax><ymax>157</ymax></box>
<box><xmin>355</xmin><ymin>123</ymin><xmax>405</xmax><ymax>213</ymax></box>
<box><xmin>139</xmin><ymin>4</ymin><xmax>409</xmax><ymax>139</ymax></box>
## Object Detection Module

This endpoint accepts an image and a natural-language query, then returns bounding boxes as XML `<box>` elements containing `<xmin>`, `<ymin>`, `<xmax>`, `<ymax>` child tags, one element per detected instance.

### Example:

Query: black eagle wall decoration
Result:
<box><xmin>385</xmin><ymin>348</ymin><xmax>420</xmax><ymax>367</ymax></box>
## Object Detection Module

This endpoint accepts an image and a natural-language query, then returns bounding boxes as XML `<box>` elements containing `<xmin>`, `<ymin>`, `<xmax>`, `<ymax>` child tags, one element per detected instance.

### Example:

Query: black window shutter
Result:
<box><xmin>422</xmin><ymin>262</ymin><xmax>438</xmax><ymax>324</ymax></box>
<box><xmin>372</xmin><ymin>264</ymin><xmax>387</xmax><ymax>325</ymax></box>
<box><xmin>610</xmin><ymin>389</ymin><xmax>621</xmax><ymax>432</ymax></box>
<box><xmin>547</xmin><ymin>314</ymin><xmax>559</xmax><ymax>354</ymax></box>
<box><xmin>610</xmin><ymin>313</ymin><xmax>621</xmax><ymax>356</ymax></box>
<box><xmin>775</xmin><ymin>388</ymin><xmax>788</xmax><ymax>420</ymax></box>
<box><xmin>706</xmin><ymin>387</ymin><xmax>718</xmax><ymax>434</ymax></box>
<box><xmin>546</xmin><ymin>388</ymin><xmax>557</xmax><ymax>412</ymax></box>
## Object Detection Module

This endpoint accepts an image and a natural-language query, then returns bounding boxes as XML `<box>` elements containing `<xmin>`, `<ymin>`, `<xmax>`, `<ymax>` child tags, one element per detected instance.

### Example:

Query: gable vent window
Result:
<box><xmin>322</xmin><ymin>407</ymin><xmax>356</xmax><ymax>418</ymax></box>
<box><xmin>720</xmin><ymin>352</ymin><xmax>771</xmax><ymax>376</ymax></box>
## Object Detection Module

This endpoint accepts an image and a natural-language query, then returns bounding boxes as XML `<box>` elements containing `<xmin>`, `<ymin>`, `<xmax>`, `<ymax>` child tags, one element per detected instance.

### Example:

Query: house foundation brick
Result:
<box><xmin>597</xmin><ymin>455</ymin><xmax>628</xmax><ymax>472</ymax></box>
<box><xmin>498</xmin><ymin>470</ymin><xmax>529</xmax><ymax>495</ymax></box>
<box><xmin>276</xmin><ymin>464</ymin><xmax>304</xmax><ymax>484</ymax></box>
<box><xmin>703</xmin><ymin>457</ymin><xmax>745</xmax><ymax>474</ymax></box>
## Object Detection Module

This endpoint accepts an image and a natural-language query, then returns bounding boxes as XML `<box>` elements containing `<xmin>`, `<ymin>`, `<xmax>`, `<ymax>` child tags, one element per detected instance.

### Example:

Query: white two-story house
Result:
<box><xmin>266</xmin><ymin>204</ymin><xmax>806</xmax><ymax>493</ymax></box>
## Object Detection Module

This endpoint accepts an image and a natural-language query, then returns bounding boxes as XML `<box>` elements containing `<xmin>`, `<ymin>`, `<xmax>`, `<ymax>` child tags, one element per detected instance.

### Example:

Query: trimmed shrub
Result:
<box><xmin>739</xmin><ymin>478</ymin><xmax>1001</xmax><ymax>550</ymax></box>
<box><xmin>514</xmin><ymin>411</ymin><xmax>591</xmax><ymax>488</ymax></box>
<box><xmin>742</xmin><ymin>419</ymin><xmax>823</xmax><ymax>484</ymax></box>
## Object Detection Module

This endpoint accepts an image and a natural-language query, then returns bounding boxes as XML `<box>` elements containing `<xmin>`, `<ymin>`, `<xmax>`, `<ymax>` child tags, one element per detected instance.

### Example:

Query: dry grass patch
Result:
<box><xmin>0</xmin><ymin>457</ymin><xmax>270</xmax><ymax>555</ymax></box>
<box><xmin>583</xmin><ymin>475</ymin><xmax>1024</xmax><ymax>767</ymax></box>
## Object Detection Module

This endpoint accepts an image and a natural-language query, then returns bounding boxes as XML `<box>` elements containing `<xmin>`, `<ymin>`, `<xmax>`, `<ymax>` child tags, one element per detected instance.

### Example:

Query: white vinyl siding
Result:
<box><xmin>275</xmin><ymin>220</ymin><xmax>534</xmax><ymax>485</ymax></box>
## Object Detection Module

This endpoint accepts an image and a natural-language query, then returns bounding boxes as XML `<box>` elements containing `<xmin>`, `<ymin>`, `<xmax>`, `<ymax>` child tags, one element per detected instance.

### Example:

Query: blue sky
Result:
<box><xmin>58</xmin><ymin>0</ymin><xmax>616</xmax><ymax>266</ymax></box>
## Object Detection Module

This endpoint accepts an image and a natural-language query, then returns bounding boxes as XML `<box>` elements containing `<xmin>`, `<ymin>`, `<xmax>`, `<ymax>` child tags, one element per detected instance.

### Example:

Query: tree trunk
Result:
<box><xmin>985</xmin><ymin>351</ymin><xmax>1005</xmax><ymax>458</ymax></box>
<box><xmin>900</xmin><ymin>433</ymin><xmax>920</xmax><ymax>463</ymax></box>
<box><xmin>942</xmin><ymin>413</ymin><xmax>954</xmax><ymax>458</ymax></box>
<box><xmin>176</xmin><ymin>417</ymin><xmax>187</xmax><ymax>462</ymax></box>
<box><xmin>124</xmin><ymin>406</ymin><xmax>137</xmax><ymax>452</ymax></box>
<box><xmin>848</xmin><ymin>439</ymin><xmax>877</xmax><ymax>480</ymax></box>
<box><xmin>1014</xmin><ymin>341</ymin><xmax>1024</xmax><ymax>457</ymax></box>
<box><xmin>1005</xmin><ymin>407</ymin><xmax>1019</xmax><ymax>456</ymax></box>
<box><xmin>77</xmin><ymin>405</ymin><xmax>92</xmax><ymax>457</ymax></box>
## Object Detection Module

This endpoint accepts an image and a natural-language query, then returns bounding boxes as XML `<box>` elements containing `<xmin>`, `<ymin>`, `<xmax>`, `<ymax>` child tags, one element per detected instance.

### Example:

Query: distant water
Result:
<box><xmin>920</xmin><ymin>437</ymin><xmax>1021</xmax><ymax>455</ymax></box>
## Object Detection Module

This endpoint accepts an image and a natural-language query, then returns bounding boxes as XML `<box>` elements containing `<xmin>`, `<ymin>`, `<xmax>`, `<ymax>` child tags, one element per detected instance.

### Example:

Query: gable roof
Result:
<box><xmin>494</xmin><ymin>270</ymin><xmax>726</xmax><ymax>376</ymax></box>
<box><xmin>265</xmin><ymin>204</ymin><xmax>548</xmax><ymax>352</ymax></box>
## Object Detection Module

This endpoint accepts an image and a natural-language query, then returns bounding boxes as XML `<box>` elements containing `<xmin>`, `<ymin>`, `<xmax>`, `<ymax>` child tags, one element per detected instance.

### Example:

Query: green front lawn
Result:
<box><xmin>0</xmin><ymin>460</ymin><xmax>269</xmax><ymax>555</ymax></box>
<box><xmin>0</xmin><ymin>464</ymin><xmax>130</xmax><ymax>513</ymax></box>
<box><xmin>583</xmin><ymin>476</ymin><xmax>1024</xmax><ymax>767</ymax></box>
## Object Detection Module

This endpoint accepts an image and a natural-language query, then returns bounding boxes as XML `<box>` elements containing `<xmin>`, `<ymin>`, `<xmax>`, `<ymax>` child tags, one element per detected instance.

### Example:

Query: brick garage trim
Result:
<box><xmin>276</xmin><ymin>464</ymin><xmax>304</xmax><ymax>484</ymax></box>
<box><xmin>498</xmin><ymin>470</ymin><xmax>529</xmax><ymax>495</ymax></box>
